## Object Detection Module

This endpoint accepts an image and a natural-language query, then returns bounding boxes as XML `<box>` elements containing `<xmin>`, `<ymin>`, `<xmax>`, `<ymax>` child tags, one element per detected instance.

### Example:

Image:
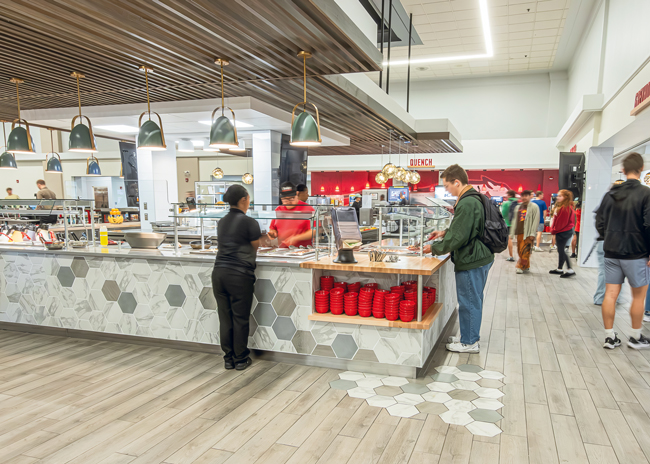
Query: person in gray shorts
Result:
<box><xmin>596</xmin><ymin>152</ymin><xmax>650</xmax><ymax>350</ymax></box>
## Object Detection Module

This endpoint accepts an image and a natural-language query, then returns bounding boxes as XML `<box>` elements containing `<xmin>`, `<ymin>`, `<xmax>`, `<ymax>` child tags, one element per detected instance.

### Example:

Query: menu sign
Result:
<box><xmin>631</xmin><ymin>81</ymin><xmax>650</xmax><ymax>116</ymax></box>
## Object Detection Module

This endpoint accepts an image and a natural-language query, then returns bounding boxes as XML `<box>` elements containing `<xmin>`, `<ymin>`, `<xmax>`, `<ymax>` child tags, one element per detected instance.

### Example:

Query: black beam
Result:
<box><xmin>386</xmin><ymin>0</ymin><xmax>393</xmax><ymax>94</ymax></box>
<box><xmin>379</xmin><ymin>0</ymin><xmax>384</xmax><ymax>89</ymax></box>
<box><xmin>406</xmin><ymin>13</ymin><xmax>412</xmax><ymax>112</ymax></box>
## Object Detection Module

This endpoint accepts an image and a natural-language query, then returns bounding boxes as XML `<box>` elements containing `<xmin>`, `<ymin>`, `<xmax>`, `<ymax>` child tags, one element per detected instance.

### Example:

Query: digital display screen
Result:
<box><xmin>434</xmin><ymin>185</ymin><xmax>456</xmax><ymax>200</ymax></box>
<box><xmin>387</xmin><ymin>187</ymin><xmax>409</xmax><ymax>203</ymax></box>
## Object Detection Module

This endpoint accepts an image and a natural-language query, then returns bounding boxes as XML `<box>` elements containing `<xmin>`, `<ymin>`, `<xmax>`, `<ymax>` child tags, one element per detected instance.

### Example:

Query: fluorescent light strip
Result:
<box><xmin>383</xmin><ymin>0</ymin><xmax>493</xmax><ymax>67</ymax></box>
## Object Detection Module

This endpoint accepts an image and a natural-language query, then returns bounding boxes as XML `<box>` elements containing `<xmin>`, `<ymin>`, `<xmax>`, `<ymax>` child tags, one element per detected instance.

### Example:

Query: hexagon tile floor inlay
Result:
<box><xmin>332</xmin><ymin>364</ymin><xmax>505</xmax><ymax>437</ymax></box>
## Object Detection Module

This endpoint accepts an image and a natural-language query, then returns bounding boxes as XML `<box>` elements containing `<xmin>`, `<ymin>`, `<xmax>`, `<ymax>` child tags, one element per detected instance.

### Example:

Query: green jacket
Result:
<box><xmin>501</xmin><ymin>198</ymin><xmax>517</xmax><ymax>227</ymax></box>
<box><xmin>431</xmin><ymin>187</ymin><xmax>495</xmax><ymax>271</ymax></box>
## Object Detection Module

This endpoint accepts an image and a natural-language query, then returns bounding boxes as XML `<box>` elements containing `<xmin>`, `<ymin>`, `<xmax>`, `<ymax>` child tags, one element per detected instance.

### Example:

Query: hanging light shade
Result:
<box><xmin>137</xmin><ymin>66</ymin><xmax>166</xmax><ymax>151</ymax></box>
<box><xmin>69</xmin><ymin>72</ymin><xmax>97</xmax><ymax>153</ymax></box>
<box><xmin>382</xmin><ymin>163</ymin><xmax>396</xmax><ymax>178</ymax></box>
<box><xmin>242</xmin><ymin>173</ymin><xmax>253</xmax><ymax>184</ymax></box>
<box><xmin>291</xmin><ymin>51</ymin><xmax>322</xmax><ymax>147</ymax></box>
<box><xmin>7</xmin><ymin>78</ymin><xmax>35</xmax><ymax>154</ymax></box>
<box><xmin>86</xmin><ymin>156</ymin><xmax>101</xmax><ymax>176</ymax></box>
<box><xmin>231</xmin><ymin>139</ymin><xmax>245</xmax><ymax>152</ymax></box>
<box><xmin>209</xmin><ymin>59</ymin><xmax>239</xmax><ymax>149</ymax></box>
<box><xmin>0</xmin><ymin>123</ymin><xmax>17</xmax><ymax>169</ymax></box>
<box><xmin>410</xmin><ymin>171</ymin><xmax>421</xmax><ymax>184</ymax></box>
<box><xmin>375</xmin><ymin>172</ymin><xmax>388</xmax><ymax>184</ymax></box>
<box><xmin>45</xmin><ymin>130</ymin><xmax>62</xmax><ymax>174</ymax></box>
<box><xmin>212</xmin><ymin>167</ymin><xmax>224</xmax><ymax>179</ymax></box>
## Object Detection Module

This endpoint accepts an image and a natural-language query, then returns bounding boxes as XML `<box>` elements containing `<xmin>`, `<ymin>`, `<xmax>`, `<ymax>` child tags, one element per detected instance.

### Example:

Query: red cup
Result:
<box><xmin>344</xmin><ymin>308</ymin><xmax>358</xmax><ymax>316</ymax></box>
<box><xmin>364</xmin><ymin>283</ymin><xmax>379</xmax><ymax>289</ymax></box>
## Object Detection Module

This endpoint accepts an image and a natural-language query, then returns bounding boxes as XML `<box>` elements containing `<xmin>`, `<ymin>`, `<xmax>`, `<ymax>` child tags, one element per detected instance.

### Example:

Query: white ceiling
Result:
<box><xmin>372</xmin><ymin>0</ymin><xmax>573</xmax><ymax>81</ymax></box>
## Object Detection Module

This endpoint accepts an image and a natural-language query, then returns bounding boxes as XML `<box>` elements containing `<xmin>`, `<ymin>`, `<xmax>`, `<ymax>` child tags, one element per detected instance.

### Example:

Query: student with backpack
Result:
<box><xmin>421</xmin><ymin>164</ymin><xmax>499</xmax><ymax>353</ymax></box>
<box><xmin>501</xmin><ymin>190</ymin><xmax>518</xmax><ymax>262</ymax></box>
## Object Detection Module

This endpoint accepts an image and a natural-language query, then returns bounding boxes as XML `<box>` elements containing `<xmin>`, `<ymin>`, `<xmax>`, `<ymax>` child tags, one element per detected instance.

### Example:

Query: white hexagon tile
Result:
<box><xmin>329</xmin><ymin>364</ymin><xmax>505</xmax><ymax>437</ymax></box>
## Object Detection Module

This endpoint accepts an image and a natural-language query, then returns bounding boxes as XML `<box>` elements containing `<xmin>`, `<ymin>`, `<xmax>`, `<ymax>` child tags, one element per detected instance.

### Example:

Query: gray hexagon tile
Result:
<box><xmin>330</xmin><ymin>379</ymin><xmax>357</xmax><ymax>391</ymax></box>
<box><xmin>331</xmin><ymin>334</ymin><xmax>358</xmax><ymax>360</ymax></box>
<box><xmin>117</xmin><ymin>292</ymin><xmax>137</xmax><ymax>314</ymax></box>
<box><xmin>198</xmin><ymin>287</ymin><xmax>216</xmax><ymax>310</ymax></box>
<box><xmin>271</xmin><ymin>292</ymin><xmax>296</xmax><ymax>317</ymax></box>
<box><xmin>71</xmin><ymin>257</ymin><xmax>89</xmax><ymax>278</ymax></box>
<box><xmin>57</xmin><ymin>267</ymin><xmax>75</xmax><ymax>288</ymax></box>
<box><xmin>469</xmin><ymin>409</ymin><xmax>503</xmax><ymax>423</ymax></box>
<box><xmin>292</xmin><ymin>330</ymin><xmax>316</xmax><ymax>354</ymax></box>
<box><xmin>165</xmin><ymin>284</ymin><xmax>186</xmax><ymax>307</ymax></box>
<box><xmin>254</xmin><ymin>279</ymin><xmax>276</xmax><ymax>303</ymax></box>
<box><xmin>272</xmin><ymin>316</ymin><xmax>296</xmax><ymax>341</ymax></box>
<box><xmin>457</xmin><ymin>364</ymin><xmax>484</xmax><ymax>373</ymax></box>
<box><xmin>253</xmin><ymin>303</ymin><xmax>276</xmax><ymax>327</ymax></box>
<box><xmin>400</xmin><ymin>383</ymin><xmax>430</xmax><ymax>395</ymax></box>
<box><xmin>430</xmin><ymin>372</ymin><xmax>458</xmax><ymax>383</ymax></box>
<box><xmin>102</xmin><ymin>280</ymin><xmax>120</xmax><ymax>302</ymax></box>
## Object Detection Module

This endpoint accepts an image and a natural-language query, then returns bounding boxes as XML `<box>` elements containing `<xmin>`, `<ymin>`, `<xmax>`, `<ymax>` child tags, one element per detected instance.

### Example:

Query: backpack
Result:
<box><xmin>507</xmin><ymin>199</ymin><xmax>517</xmax><ymax>225</ymax></box>
<box><xmin>462</xmin><ymin>190</ymin><xmax>509</xmax><ymax>254</ymax></box>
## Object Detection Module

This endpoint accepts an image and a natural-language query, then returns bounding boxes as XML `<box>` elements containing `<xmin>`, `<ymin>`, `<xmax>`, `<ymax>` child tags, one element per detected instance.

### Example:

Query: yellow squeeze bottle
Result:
<box><xmin>100</xmin><ymin>225</ymin><xmax>108</xmax><ymax>247</ymax></box>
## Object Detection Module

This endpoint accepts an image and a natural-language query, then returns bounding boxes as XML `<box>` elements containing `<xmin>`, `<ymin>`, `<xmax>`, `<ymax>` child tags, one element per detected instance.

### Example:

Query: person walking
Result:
<box><xmin>549</xmin><ymin>189</ymin><xmax>576</xmax><ymax>278</ymax></box>
<box><xmin>420</xmin><ymin>164</ymin><xmax>494</xmax><ymax>354</ymax></box>
<box><xmin>212</xmin><ymin>185</ymin><xmax>261</xmax><ymax>370</ymax></box>
<box><xmin>531</xmin><ymin>191</ymin><xmax>548</xmax><ymax>252</ymax></box>
<box><xmin>596</xmin><ymin>152</ymin><xmax>650</xmax><ymax>349</ymax></box>
<box><xmin>5</xmin><ymin>188</ymin><xmax>18</xmax><ymax>200</ymax></box>
<box><xmin>510</xmin><ymin>190</ymin><xmax>539</xmax><ymax>274</ymax></box>
<box><xmin>501</xmin><ymin>190</ymin><xmax>517</xmax><ymax>262</ymax></box>
<box><xmin>571</xmin><ymin>202</ymin><xmax>582</xmax><ymax>258</ymax></box>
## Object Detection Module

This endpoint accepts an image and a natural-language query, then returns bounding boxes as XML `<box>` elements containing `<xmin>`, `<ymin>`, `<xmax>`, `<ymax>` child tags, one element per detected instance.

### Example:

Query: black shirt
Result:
<box><xmin>215</xmin><ymin>208</ymin><xmax>261</xmax><ymax>276</ymax></box>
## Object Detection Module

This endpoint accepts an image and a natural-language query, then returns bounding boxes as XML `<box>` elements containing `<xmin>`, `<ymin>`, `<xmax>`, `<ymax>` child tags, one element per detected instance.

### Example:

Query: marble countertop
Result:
<box><xmin>0</xmin><ymin>243</ymin><xmax>302</xmax><ymax>267</ymax></box>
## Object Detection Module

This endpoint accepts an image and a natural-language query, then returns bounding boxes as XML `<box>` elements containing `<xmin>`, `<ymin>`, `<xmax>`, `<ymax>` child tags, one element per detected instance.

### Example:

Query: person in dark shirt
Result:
<box><xmin>212</xmin><ymin>185</ymin><xmax>261</xmax><ymax>370</ymax></box>
<box><xmin>351</xmin><ymin>196</ymin><xmax>361</xmax><ymax>223</ymax></box>
<box><xmin>296</xmin><ymin>183</ymin><xmax>309</xmax><ymax>203</ymax></box>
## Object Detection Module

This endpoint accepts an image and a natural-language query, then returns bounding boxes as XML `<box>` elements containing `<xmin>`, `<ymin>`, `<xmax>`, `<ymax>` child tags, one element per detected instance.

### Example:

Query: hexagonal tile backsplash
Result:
<box><xmin>0</xmin><ymin>252</ymin><xmax>450</xmax><ymax>368</ymax></box>
<box><xmin>331</xmin><ymin>365</ymin><xmax>505</xmax><ymax>438</ymax></box>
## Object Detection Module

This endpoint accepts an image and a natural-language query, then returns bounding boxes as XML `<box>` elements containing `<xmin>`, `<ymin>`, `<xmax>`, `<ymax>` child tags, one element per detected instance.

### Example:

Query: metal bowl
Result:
<box><xmin>190</xmin><ymin>240</ymin><xmax>212</xmax><ymax>250</ymax></box>
<box><xmin>43</xmin><ymin>241</ymin><xmax>65</xmax><ymax>250</ymax></box>
<box><xmin>124</xmin><ymin>231</ymin><xmax>167</xmax><ymax>249</ymax></box>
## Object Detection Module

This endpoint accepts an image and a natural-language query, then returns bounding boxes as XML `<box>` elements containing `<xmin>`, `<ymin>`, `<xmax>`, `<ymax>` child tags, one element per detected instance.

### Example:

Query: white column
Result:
<box><xmin>252</xmin><ymin>131</ymin><xmax>282</xmax><ymax>206</ymax></box>
<box><xmin>580</xmin><ymin>146</ymin><xmax>614</xmax><ymax>268</ymax></box>
<box><xmin>137</xmin><ymin>145</ymin><xmax>178</xmax><ymax>230</ymax></box>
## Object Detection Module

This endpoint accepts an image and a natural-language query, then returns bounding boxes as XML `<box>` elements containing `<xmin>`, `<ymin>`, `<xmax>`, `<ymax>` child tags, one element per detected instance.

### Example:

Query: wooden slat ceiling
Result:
<box><xmin>0</xmin><ymin>0</ymin><xmax>460</xmax><ymax>154</ymax></box>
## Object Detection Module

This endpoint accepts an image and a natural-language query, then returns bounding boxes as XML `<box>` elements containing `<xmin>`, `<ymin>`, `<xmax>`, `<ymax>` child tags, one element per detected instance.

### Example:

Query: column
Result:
<box><xmin>252</xmin><ymin>131</ymin><xmax>281</xmax><ymax>206</ymax></box>
<box><xmin>580</xmin><ymin>146</ymin><xmax>614</xmax><ymax>268</ymax></box>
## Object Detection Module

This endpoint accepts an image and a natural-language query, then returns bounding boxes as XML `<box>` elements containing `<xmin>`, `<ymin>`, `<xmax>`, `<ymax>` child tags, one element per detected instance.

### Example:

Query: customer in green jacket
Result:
<box><xmin>421</xmin><ymin>164</ymin><xmax>494</xmax><ymax>353</ymax></box>
<box><xmin>501</xmin><ymin>190</ymin><xmax>518</xmax><ymax>262</ymax></box>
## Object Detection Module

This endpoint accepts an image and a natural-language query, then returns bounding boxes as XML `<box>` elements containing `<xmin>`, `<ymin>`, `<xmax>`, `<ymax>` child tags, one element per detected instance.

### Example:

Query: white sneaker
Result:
<box><xmin>446</xmin><ymin>341</ymin><xmax>480</xmax><ymax>353</ymax></box>
<box><xmin>644</xmin><ymin>314</ymin><xmax>650</xmax><ymax>323</ymax></box>
<box><xmin>550</xmin><ymin>246</ymin><xmax>557</xmax><ymax>252</ymax></box>
<box><xmin>534</xmin><ymin>247</ymin><xmax>543</xmax><ymax>252</ymax></box>
<box><xmin>505</xmin><ymin>256</ymin><xmax>515</xmax><ymax>262</ymax></box>
<box><xmin>448</xmin><ymin>336</ymin><xmax>460</xmax><ymax>343</ymax></box>
<box><xmin>516</xmin><ymin>268</ymin><xmax>524</xmax><ymax>274</ymax></box>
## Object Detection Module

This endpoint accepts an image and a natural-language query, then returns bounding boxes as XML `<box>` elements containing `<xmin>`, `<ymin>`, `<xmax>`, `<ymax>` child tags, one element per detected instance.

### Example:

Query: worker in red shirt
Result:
<box><xmin>268</xmin><ymin>182</ymin><xmax>315</xmax><ymax>247</ymax></box>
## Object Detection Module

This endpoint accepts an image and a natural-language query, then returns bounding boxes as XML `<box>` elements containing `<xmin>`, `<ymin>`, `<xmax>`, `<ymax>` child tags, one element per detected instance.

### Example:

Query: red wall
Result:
<box><xmin>311</xmin><ymin>170</ymin><xmax>439</xmax><ymax>196</ymax></box>
<box><xmin>466</xmin><ymin>170</ymin><xmax>558</xmax><ymax>204</ymax></box>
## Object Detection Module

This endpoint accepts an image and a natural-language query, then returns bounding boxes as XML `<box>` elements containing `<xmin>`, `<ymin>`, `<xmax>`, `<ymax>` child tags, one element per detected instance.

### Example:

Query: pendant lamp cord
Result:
<box><xmin>50</xmin><ymin>129</ymin><xmax>54</xmax><ymax>155</ymax></box>
<box><xmin>2</xmin><ymin>120</ymin><xmax>6</xmax><ymax>147</ymax></box>
<box><xmin>303</xmin><ymin>54</ymin><xmax>307</xmax><ymax>110</ymax></box>
<box><xmin>15</xmin><ymin>81</ymin><xmax>20</xmax><ymax>121</ymax></box>
<box><xmin>220</xmin><ymin>60</ymin><xmax>225</xmax><ymax>116</ymax></box>
<box><xmin>144</xmin><ymin>68</ymin><xmax>151</xmax><ymax>120</ymax></box>
<box><xmin>76</xmin><ymin>75</ymin><xmax>82</xmax><ymax>119</ymax></box>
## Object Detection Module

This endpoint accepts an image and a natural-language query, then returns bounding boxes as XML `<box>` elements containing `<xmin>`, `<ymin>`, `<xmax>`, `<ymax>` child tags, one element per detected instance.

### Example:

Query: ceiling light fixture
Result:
<box><xmin>383</xmin><ymin>0</ymin><xmax>493</xmax><ymax>67</ymax></box>
<box><xmin>86</xmin><ymin>155</ymin><xmax>101</xmax><ymax>176</ymax></box>
<box><xmin>242</xmin><ymin>149</ymin><xmax>253</xmax><ymax>184</ymax></box>
<box><xmin>137</xmin><ymin>66</ymin><xmax>166</xmax><ymax>151</ymax></box>
<box><xmin>210</xmin><ymin>59</ymin><xmax>239</xmax><ymax>149</ymax></box>
<box><xmin>45</xmin><ymin>130</ymin><xmax>63</xmax><ymax>174</ymax></box>
<box><xmin>212</xmin><ymin>167</ymin><xmax>224</xmax><ymax>179</ymax></box>
<box><xmin>69</xmin><ymin>72</ymin><xmax>97</xmax><ymax>153</ymax></box>
<box><xmin>0</xmin><ymin>123</ymin><xmax>17</xmax><ymax>169</ymax></box>
<box><xmin>290</xmin><ymin>51</ymin><xmax>322</xmax><ymax>147</ymax></box>
<box><xmin>7</xmin><ymin>78</ymin><xmax>35</xmax><ymax>154</ymax></box>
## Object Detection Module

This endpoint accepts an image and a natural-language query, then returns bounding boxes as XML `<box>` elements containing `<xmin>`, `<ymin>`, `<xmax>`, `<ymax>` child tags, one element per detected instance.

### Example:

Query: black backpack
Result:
<box><xmin>462</xmin><ymin>190</ymin><xmax>509</xmax><ymax>254</ymax></box>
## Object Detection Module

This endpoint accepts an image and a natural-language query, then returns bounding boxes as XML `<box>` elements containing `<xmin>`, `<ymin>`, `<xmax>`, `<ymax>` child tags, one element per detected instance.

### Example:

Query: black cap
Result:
<box><xmin>280</xmin><ymin>181</ymin><xmax>297</xmax><ymax>198</ymax></box>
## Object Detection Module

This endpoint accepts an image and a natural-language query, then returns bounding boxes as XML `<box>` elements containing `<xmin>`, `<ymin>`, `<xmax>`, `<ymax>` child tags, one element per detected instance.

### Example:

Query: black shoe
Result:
<box><xmin>570</xmin><ymin>253</ymin><xmax>577</xmax><ymax>258</ymax></box>
<box><xmin>235</xmin><ymin>357</ymin><xmax>252</xmax><ymax>370</ymax></box>
<box><xmin>560</xmin><ymin>270</ymin><xmax>575</xmax><ymax>278</ymax></box>
<box><xmin>549</xmin><ymin>269</ymin><xmax>563</xmax><ymax>275</ymax></box>
<box><xmin>628</xmin><ymin>334</ymin><xmax>650</xmax><ymax>350</ymax></box>
<box><xmin>224</xmin><ymin>359</ymin><xmax>235</xmax><ymax>370</ymax></box>
<box><xmin>603</xmin><ymin>333</ymin><xmax>621</xmax><ymax>349</ymax></box>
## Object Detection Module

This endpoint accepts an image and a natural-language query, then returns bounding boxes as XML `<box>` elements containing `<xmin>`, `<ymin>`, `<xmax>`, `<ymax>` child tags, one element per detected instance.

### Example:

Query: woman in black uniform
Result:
<box><xmin>212</xmin><ymin>185</ymin><xmax>260</xmax><ymax>370</ymax></box>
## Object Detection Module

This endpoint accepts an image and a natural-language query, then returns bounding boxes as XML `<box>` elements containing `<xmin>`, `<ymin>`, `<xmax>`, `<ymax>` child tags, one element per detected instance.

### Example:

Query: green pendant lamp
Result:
<box><xmin>45</xmin><ymin>130</ymin><xmax>62</xmax><ymax>174</ymax></box>
<box><xmin>209</xmin><ymin>59</ymin><xmax>239</xmax><ymax>149</ymax></box>
<box><xmin>86</xmin><ymin>155</ymin><xmax>101</xmax><ymax>176</ymax></box>
<box><xmin>7</xmin><ymin>78</ymin><xmax>35</xmax><ymax>154</ymax></box>
<box><xmin>137</xmin><ymin>66</ymin><xmax>166</xmax><ymax>151</ymax></box>
<box><xmin>290</xmin><ymin>51</ymin><xmax>321</xmax><ymax>147</ymax></box>
<box><xmin>0</xmin><ymin>122</ymin><xmax>17</xmax><ymax>169</ymax></box>
<box><xmin>69</xmin><ymin>72</ymin><xmax>97</xmax><ymax>153</ymax></box>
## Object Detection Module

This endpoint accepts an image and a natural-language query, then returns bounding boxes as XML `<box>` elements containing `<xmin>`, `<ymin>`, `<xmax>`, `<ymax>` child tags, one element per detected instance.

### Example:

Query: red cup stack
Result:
<box><xmin>347</xmin><ymin>282</ymin><xmax>361</xmax><ymax>294</ymax></box>
<box><xmin>390</xmin><ymin>286</ymin><xmax>405</xmax><ymax>299</ymax></box>
<box><xmin>364</xmin><ymin>282</ymin><xmax>379</xmax><ymax>290</ymax></box>
<box><xmin>329</xmin><ymin>288</ymin><xmax>345</xmax><ymax>315</ymax></box>
<box><xmin>358</xmin><ymin>287</ymin><xmax>374</xmax><ymax>317</ymax></box>
<box><xmin>404</xmin><ymin>290</ymin><xmax>418</xmax><ymax>302</ymax></box>
<box><xmin>384</xmin><ymin>293</ymin><xmax>401</xmax><ymax>320</ymax></box>
<box><xmin>344</xmin><ymin>292</ymin><xmax>359</xmax><ymax>316</ymax></box>
<box><xmin>315</xmin><ymin>290</ymin><xmax>329</xmax><ymax>313</ymax></box>
<box><xmin>399</xmin><ymin>300</ymin><xmax>416</xmax><ymax>322</ymax></box>
<box><xmin>333</xmin><ymin>282</ymin><xmax>347</xmax><ymax>293</ymax></box>
<box><xmin>372</xmin><ymin>289</ymin><xmax>388</xmax><ymax>318</ymax></box>
<box><xmin>320</xmin><ymin>276</ymin><xmax>334</xmax><ymax>292</ymax></box>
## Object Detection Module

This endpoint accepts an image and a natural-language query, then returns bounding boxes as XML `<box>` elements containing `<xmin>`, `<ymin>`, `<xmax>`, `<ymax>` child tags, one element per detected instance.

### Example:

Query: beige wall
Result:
<box><xmin>176</xmin><ymin>157</ymin><xmax>200</xmax><ymax>201</ymax></box>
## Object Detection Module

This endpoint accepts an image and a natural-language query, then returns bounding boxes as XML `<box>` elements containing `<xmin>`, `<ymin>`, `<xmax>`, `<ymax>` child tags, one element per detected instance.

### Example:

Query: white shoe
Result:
<box><xmin>550</xmin><ymin>246</ymin><xmax>557</xmax><ymax>252</ymax></box>
<box><xmin>446</xmin><ymin>341</ymin><xmax>480</xmax><ymax>353</ymax></box>
<box><xmin>516</xmin><ymin>268</ymin><xmax>524</xmax><ymax>274</ymax></box>
<box><xmin>505</xmin><ymin>256</ymin><xmax>515</xmax><ymax>262</ymax></box>
<box><xmin>448</xmin><ymin>336</ymin><xmax>460</xmax><ymax>343</ymax></box>
<box><xmin>644</xmin><ymin>314</ymin><xmax>650</xmax><ymax>323</ymax></box>
<box><xmin>534</xmin><ymin>247</ymin><xmax>543</xmax><ymax>252</ymax></box>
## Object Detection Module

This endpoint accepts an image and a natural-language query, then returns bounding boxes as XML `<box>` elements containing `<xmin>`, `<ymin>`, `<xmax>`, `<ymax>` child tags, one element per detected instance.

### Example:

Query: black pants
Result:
<box><xmin>556</xmin><ymin>230</ymin><xmax>573</xmax><ymax>270</ymax></box>
<box><xmin>212</xmin><ymin>267</ymin><xmax>255</xmax><ymax>363</ymax></box>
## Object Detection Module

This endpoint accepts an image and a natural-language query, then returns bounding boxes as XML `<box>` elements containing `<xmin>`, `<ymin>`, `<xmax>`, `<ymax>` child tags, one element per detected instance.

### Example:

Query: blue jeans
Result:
<box><xmin>456</xmin><ymin>261</ymin><xmax>493</xmax><ymax>345</ymax></box>
<box><xmin>594</xmin><ymin>241</ymin><xmax>606</xmax><ymax>305</ymax></box>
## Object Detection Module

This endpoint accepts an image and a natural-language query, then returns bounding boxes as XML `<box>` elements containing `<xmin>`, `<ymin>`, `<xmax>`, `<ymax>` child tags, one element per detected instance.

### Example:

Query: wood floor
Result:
<box><xmin>1</xmin><ymin>249</ymin><xmax>650</xmax><ymax>463</ymax></box>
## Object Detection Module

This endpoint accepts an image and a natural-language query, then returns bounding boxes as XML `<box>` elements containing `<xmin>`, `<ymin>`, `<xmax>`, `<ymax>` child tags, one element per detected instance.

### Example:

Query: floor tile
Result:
<box><xmin>475</xmin><ymin>387</ymin><xmax>504</xmax><ymax>399</ymax></box>
<box><xmin>455</xmin><ymin>371</ymin><xmax>482</xmax><ymax>381</ymax></box>
<box><xmin>472</xmin><ymin>398</ymin><xmax>504</xmax><ymax>410</ymax></box>
<box><xmin>469</xmin><ymin>408</ymin><xmax>503</xmax><ymax>423</ymax></box>
<box><xmin>367</xmin><ymin>395</ymin><xmax>397</xmax><ymax>408</ymax></box>
<box><xmin>386</xmin><ymin>403</ymin><xmax>420</xmax><ymax>418</ymax></box>
<box><xmin>457</xmin><ymin>364</ymin><xmax>484</xmax><ymax>373</ymax></box>
<box><xmin>381</xmin><ymin>376</ymin><xmax>409</xmax><ymax>387</ymax></box>
<box><xmin>451</xmin><ymin>379</ymin><xmax>480</xmax><ymax>390</ymax></box>
<box><xmin>348</xmin><ymin>386</ymin><xmax>376</xmax><ymax>399</ymax></box>
<box><xmin>466</xmin><ymin>421</ymin><xmax>502</xmax><ymax>437</ymax></box>
<box><xmin>427</xmin><ymin>381</ymin><xmax>456</xmax><ymax>393</ymax></box>
<box><xmin>375</xmin><ymin>385</ymin><xmax>403</xmax><ymax>396</ymax></box>
<box><xmin>356</xmin><ymin>378</ymin><xmax>383</xmax><ymax>389</ymax></box>
<box><xmin>330</xmin><ymin>379</ymin><xmax>357</xmax><ymax>390</ymax></box>
<box><xmin>435</xmin><ymin>365</ymin><xmax>462</xmax><ymax>374</ymax></box>
<box><xmin>431</xmin><ymin>372</ymin><xmax>459</xmax><ymax>383</ymax></box>
<box><xmin>394</xmin><ymin>393</ymin><xmax>425</xmax><ymax>405</ymax></box>
<box><xmin>339</xmin><ymin>371</ymin><xmax>365</xmax><ymax>381</ymax></box>
<box><xmin>416</xmin><ymin>402</ymin><xmax>449</xmax><ymax>415</ymax></box>
<box><xmin>422</xmin><ymin>391</ymin><xmax>452</xmax><ymax>403</ymax></box>
<box><xmin>444</xmin><ymin>399</ymin><xmax>476</xmax><ymax>412</ymax></box>
<box><xmin>480</xmin><ymin>370</ymin><xmax>506</xmax><ymax>380</ymax></box>
<box><xmin>439</xmin><ymin>410</ymin><xmax>474</xmax><ymax>426</ymax></box>
<box><xmin>449</xmin><ymin>390</ymin><xmax>479</xmax><ymax>401</ymax></box>
<box><xmin>401</xmin><ymin>383</ymin><xmax>431</xmax><ymax>395</ymax></box>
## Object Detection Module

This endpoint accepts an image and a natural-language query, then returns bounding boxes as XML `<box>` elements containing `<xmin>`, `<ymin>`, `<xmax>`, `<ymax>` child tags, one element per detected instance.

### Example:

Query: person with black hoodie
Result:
<box><xmin>596</xmin><ymin>152</ymin><xmax>650</xmax><ymax>350</ymax></box>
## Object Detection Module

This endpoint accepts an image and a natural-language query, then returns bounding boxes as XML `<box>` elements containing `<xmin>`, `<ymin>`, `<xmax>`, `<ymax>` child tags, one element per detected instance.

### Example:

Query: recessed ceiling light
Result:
<box><xmin>199</xmin><ymin>120</ymin><xmax>253</xmax><ymax>128</ymax></box>
<box><xmin>191</xmin><ymin>140</ymin><xmax>205</xmax><ymax>147</ymax></box>
<box><xmin>383</xmin><ymin>0</ymin><xmax>493</xmax><ymax>67</ymax></box>
<box><xmin>95</xmin><ymin>125</ymin><xmax>140</xmax><ymax>134</ymax></box>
